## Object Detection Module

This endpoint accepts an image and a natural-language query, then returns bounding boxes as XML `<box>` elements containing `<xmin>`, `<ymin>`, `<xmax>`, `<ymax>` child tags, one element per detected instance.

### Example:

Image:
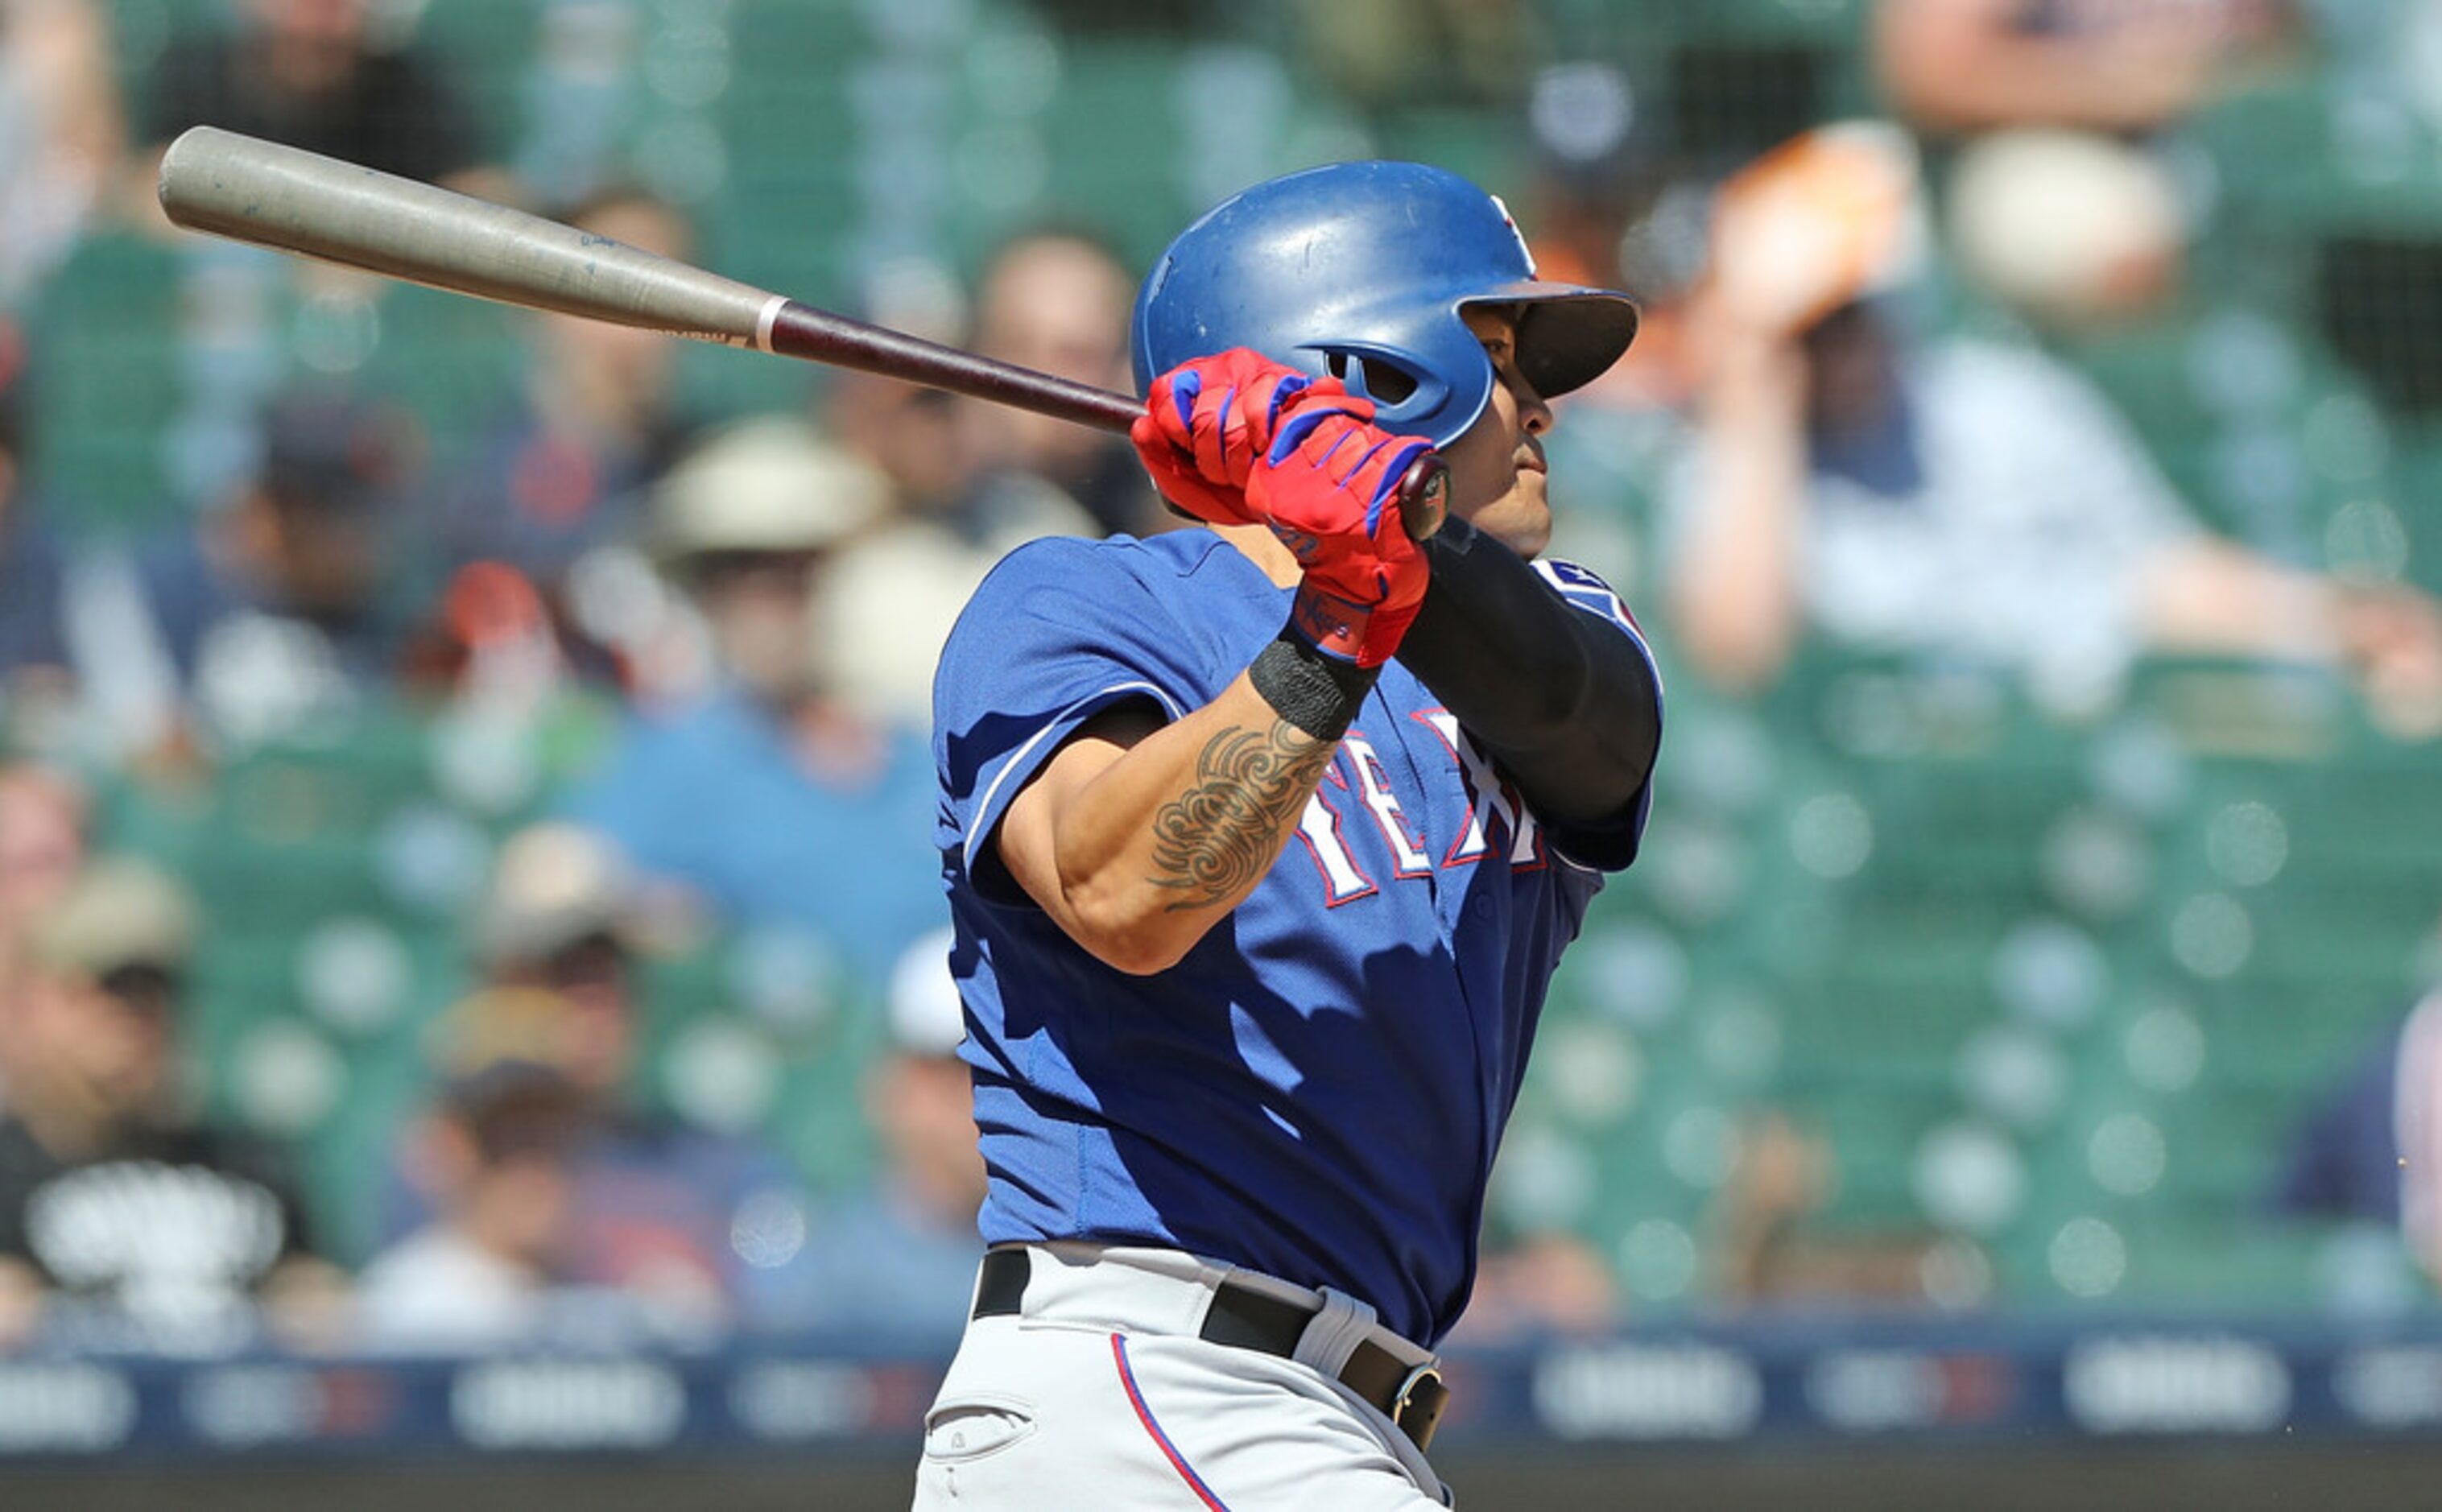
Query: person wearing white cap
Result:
<box><xmin>563</xmin><ymin>416</ymin><xmax>947</xmax><ymax>993</ymax></box>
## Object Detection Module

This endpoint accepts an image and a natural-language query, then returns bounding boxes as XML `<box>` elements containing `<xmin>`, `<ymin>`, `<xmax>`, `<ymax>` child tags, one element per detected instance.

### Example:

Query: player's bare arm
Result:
<box><xmin>1146</xmin><ymin>712</ymin><xmax>1341</xmax><ymax>909</ymax></box>
<box><xmin>995</xmin><ymin>676</ymin><xmax>1336</xmax><ymax>974</ymax></box>
<box><xmin>1002</xmin><ymin>366</ymin><xmax>1440</xmax><ymax>973</ymax></box>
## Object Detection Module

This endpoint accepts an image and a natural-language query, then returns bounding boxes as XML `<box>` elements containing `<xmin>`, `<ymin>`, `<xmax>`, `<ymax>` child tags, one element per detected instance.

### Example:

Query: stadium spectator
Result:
<box><xmin>73</xmin><ymin>390</ymin><xmax>435</xmax><ymax>754</ymax></box>
<box><xmin>814</xmin><ymin>249</ymin><xmax>1101</xmax><ymax>731</ymax></box>
<box><xmin>1660</xmin><ymin>123</ymin><xmax>2442</xmax><ymax>716</ymax></box>
<box><xmin>776</xmin><ymin>927</ymin><xmax>985</xmax><ymax>1341</ymax></box>
<box><xmin>1873</xmin><ymin>0</ymin><xmax>2300</xmax><ymax>138</ymax></box>
<box><xmin>381</xmin><ymin>824</ymin><xmax>822</xmax><ymax>1332</ymax></box>
<box><xmin>1939</xmin><ymin>126</ymin><xmax>2189</xmax><ymax>333</ymax></box>
<box><xmin>963</xmin><ymin>227</ymin><xmax>1163</xmax><ymax>539</ymax></box>
<box><xmin>562</xmin><ymin>419</ymin><xmax>944</xmax><ymax>990</ymax></box>
<box><xmin>0</xmin><ymin>857</ymin><xmax>340</xmax><ymax>1348</ymax></box>
<box><xmin>0</xmin><ymin>0</ymin><xmax>123</xmax><ymax>310</ymax></box>
<box><xmin>1707</xmin><ymin>1111</ymin><xmax>1984</xmax><ymax>1308</ymax></box>
<box><xmin>426</xmin><ymin>185</ymin><xmax>701</xmax><ymax>688</ymax></box>
<box><xmin>138</xmin><ymin>0</ymin><xmax>492</xmax><ymax>195</ymax></box>
<box><xmin>1869</xmin><ymin>2</ymin><xmax>2306</xmax><ymax>378</ymax></box>
<box><xmin>357</xmin><ymin>1057</ymin><xmax>589</xmax><ymax>1348</ymax></box>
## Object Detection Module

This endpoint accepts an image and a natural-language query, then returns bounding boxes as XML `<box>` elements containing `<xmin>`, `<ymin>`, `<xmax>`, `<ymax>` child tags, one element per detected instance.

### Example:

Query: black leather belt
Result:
<box><xmin>971</xmin><ymin>1248</ymin><xmax>1449</xmax><ymax>1452</ymax></box>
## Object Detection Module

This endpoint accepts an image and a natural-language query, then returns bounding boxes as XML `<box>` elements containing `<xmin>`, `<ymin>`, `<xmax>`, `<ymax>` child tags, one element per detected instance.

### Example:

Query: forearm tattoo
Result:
<box><xmin>1147</xmin><ymin>718</ymin><xmax>1336</xmax><ymax>911</ymax></box>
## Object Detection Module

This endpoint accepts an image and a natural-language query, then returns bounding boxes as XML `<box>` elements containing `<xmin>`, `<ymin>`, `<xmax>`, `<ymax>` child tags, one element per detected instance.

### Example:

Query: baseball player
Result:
<box><xmin>915</xmin><ymin>161</ymin><xmax>1662</xmax><ymax>1508</ymax></box>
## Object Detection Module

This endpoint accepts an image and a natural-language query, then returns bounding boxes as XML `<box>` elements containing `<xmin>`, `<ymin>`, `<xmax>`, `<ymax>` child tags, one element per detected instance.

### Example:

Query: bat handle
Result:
<box><xmin>1394</xmin><ymin>452</ymin><xmax>1449</xmax><ymax>542</ymax></box>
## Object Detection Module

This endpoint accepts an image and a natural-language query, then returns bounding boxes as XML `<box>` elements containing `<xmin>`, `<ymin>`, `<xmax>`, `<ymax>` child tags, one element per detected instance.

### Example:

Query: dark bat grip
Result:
<box><xmin>766</xmin><ymin>300</ymin><xmax>1138</xmax><ymax>433</ymax></box>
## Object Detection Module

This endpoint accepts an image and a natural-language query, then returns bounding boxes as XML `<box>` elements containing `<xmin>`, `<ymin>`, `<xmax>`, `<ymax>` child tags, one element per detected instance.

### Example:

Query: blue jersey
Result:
<box><xmin>932</xmin><ymin>530</ymin><xmax>1657</xmax><ymax>1346</ymax></box>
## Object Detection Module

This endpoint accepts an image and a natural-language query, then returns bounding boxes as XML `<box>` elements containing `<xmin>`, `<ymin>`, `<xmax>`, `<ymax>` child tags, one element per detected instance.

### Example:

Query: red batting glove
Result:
<box><xmin>1252</xmin><ymin>394</ymin><xmax>1436</xmax><ymax>669</ymax></box>
<box><xmin>1130</xmin><ymin>349</ymin><xmax>1326</xmax><ymax>526</ymax></box>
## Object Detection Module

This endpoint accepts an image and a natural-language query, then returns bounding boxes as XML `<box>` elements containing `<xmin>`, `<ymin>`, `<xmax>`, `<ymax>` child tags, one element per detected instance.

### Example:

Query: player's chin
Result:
<box><xmin>1464</xmin><ymin>474</ymin><xmax>1552</xmax><ymax>560</ymax></box>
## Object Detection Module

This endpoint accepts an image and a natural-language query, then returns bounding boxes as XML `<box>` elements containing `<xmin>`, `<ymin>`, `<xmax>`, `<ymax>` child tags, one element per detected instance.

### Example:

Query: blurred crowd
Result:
<box><xmin>0</xmin><ymin>0</ymin><xmax>1154</xmax><ymax>1355</ymax></box>
<box><xmin>2</xmin><ymin>0</ymin><xmax>2441</xmax><ymax>1354</ymax></box>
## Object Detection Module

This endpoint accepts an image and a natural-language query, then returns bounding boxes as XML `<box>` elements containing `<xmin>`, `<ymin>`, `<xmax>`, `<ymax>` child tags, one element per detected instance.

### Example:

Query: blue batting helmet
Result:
<box><xmin>1131</xmin><ymin>161</ymin><xmax>1638</xmax><ymax>448</ymax></box>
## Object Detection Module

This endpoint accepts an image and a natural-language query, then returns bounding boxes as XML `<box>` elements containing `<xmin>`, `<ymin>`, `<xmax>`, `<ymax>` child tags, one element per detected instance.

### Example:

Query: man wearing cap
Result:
<box><xmin>813</xmin><ymin>229</ymin><xmax>1129</xmax><ymax>731</ymax></box>
<box><xmin>426</xmin><ymin>187</ymin><xmax>699</xmax><ymax>685</ymax></box>
<box><xmin>563</xmin><ymin>416</ymin><xmax>944</xmax><ymax>993</ymax></box>
<box><xmin>377</xmin><ymin>823</ymin><xmax>821</xmax><ymax>1330</ymax></box>
<box><xmin>0</xmin><ymin>857</ymin><xmax>336</xmax><ymax>1345</ymax></box>
<box><xmin>357</xmin><ymin>1051</ymin><xmax>589</xmax><ymax>1347</ymax></box>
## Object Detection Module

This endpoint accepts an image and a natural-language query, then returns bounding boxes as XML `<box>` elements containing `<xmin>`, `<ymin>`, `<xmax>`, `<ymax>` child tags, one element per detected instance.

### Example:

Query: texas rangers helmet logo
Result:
<box><xmin>1488</xmin><ymin>193</ymin><xmax>1537</xmax><ymax>277</ymax></box>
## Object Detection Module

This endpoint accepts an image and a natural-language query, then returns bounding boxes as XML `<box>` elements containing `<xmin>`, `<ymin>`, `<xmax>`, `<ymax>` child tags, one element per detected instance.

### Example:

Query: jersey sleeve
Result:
<box><xmin>933</xmin><ymin>539</ymin><xmax>1203</xmax><ymax>882</ymax></box>
<box><xmin>1530</xmin><ymin>556</ymin><xmax>1662</xmax><ymax>874</ymax></box>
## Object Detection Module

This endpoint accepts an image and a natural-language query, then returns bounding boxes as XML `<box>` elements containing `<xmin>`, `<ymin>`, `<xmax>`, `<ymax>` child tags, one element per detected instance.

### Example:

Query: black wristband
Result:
<box><xmin>1249</xmin><ymin>625</ymin><xmax>1378</xmax><ymax>741</ymax></box>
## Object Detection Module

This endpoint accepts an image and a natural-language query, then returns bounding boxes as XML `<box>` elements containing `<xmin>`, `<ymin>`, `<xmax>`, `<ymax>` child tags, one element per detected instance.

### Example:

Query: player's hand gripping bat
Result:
<box><xmin>155</xmin><ymin>126</ymin><xmax>1448</xmax><ymax>540</ymax></box>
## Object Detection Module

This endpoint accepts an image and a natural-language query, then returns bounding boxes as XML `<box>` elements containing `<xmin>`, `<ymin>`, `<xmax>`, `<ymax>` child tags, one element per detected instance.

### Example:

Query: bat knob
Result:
<box><xmin>1395</xmin><ymin>452</ymin><xmax>1449</xmax><ymax>542</ymax></box>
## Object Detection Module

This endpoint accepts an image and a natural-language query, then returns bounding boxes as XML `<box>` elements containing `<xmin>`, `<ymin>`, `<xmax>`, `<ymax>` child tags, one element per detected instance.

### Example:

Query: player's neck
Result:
<box><xmin>1211</xmin><ymin>521</ymin><xmax>1303</xmax><ymax>589</ymax></box>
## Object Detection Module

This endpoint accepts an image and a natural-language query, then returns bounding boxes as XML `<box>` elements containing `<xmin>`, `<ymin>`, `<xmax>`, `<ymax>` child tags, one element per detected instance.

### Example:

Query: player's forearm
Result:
<box><xmin>1023</xmin><ymin>675</ymin><xmax>1337</xmax><ymax>975</ymax></box>
<box><xmin>1398</xmin><ymin>519</ymin><xmax>1659</xmax><ymax>824</ymax></box>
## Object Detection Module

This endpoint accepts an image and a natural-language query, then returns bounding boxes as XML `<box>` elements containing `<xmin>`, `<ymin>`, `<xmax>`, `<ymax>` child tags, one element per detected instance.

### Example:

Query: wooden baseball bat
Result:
<box><xmin>155</xmin><ymin>126</ymin><xmax>1448</xmax><ymax>539</ymax></box>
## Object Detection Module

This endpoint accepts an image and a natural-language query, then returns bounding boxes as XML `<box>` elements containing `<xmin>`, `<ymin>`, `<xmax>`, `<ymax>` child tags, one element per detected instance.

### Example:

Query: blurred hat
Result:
<box><xmin>652</xmin><ymin>416</ymin><xmax>891</xmax><ymax>564</ymax></box>
<box><xmin>255</xmin><ymin>390</ymin><xmax>417</xmax><ymax>515</ymax></box>
<box><xmin>428</xmin><ymin>985</ymin><xmax>588</xmax><ymax>1081</ymax></box>
<box><xmin>424</xmin><ymin>986</ymin><xmax>598</xmax><ymax>1159</ymax></box>
<box><xmin>441</xmin><ymin>1055</ymin><xmax>589</xmax><ymax>1161</ymax></box>
<box><xmin>886</xmin><ymin>925</ymin><xmax>966</xmax><ymax>1060</ymax></box>
<box><xmin>1947</xmin><ymin>130</ymin><xmax>2184</xmax><ymax>328</ymax></box>
<box><xmin>475</xmin><ymin>824</ymin><xmax>636</xmax><ymax>969</ymax></box>
<box><xmin>27</xmin><ymin>857</ymin><xmax>197</xmax><ymax>981</ymax></box>
<box><xmin>1708</xmin><ymin>121</ymin><xmax>1928</xmax><ymax>334</ymax></box>
<box><xmin>440</xmin><ymin>1052</ymin><xmax>587</xmax><ymax>1147</ymax></box>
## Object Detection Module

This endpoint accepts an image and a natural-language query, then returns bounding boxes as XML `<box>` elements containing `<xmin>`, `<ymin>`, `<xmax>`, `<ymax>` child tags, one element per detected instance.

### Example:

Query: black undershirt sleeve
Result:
<box><xmin>1393</xmin><ymin>518</ymin><xmax>1662</xmax><ymax>828</ymax></box>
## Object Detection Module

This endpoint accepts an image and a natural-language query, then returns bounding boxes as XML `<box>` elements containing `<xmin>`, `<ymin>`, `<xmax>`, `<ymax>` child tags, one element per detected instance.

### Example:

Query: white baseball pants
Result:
<box><xmin>910</xmin><ymin>1244</ymin><xmax>1453</xmax><ymax>1510</ymax></box>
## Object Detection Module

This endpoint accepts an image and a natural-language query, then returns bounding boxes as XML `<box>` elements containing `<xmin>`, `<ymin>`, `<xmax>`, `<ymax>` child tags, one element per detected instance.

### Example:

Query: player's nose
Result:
<box><xmin>1504</xmin><ymin>361</ymin><xmax>1555</xmax><ymax>436</ymax></box>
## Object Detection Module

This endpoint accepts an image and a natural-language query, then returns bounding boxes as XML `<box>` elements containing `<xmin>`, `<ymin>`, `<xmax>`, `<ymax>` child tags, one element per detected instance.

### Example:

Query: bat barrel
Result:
<box><xmin>154</xmin><ymin>127</ymin><xmax>1440</xmax><ymax>535</ymax></box>
<box><xmin>158</xmin><ymin>126</ymin><xmax>781</xmax><ymax>346</ymax></box>
<box><xmin>157</xmin><ymin>126</ymin><xmax>1148</xmax><ymax>434</ymax></box>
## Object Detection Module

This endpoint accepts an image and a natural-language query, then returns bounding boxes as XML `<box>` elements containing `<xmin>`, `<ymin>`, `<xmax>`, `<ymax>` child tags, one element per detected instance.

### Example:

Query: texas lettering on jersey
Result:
<box><xmin>1294</xmin><ymin>711</ymin><xmax>1543</xmax><ymax>905</ymax></box>
<box><xmin>1288</xmin><ymin>556</ymin><xmax>1657</xmax><ymax>906</ymax></box>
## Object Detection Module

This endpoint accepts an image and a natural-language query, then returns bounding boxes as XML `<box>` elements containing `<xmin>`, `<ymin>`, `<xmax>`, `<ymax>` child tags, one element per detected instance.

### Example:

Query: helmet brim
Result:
<box><xmin>1467</xmin><ymin>283</ymin><xmax>1641</xmax><ymax>401</ymax></box>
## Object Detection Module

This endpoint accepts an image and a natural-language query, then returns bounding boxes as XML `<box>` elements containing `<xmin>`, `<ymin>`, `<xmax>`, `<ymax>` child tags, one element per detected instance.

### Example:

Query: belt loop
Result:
<box><xmin>971</xmin><ymin>1248</ymin><xmax>1031</xmax><ymax>1319</ymax></box>
<box><xmin>1287</xmin><ymin>1287</ymin><xmax>1377</xmax><ymax>1379</ymax></box>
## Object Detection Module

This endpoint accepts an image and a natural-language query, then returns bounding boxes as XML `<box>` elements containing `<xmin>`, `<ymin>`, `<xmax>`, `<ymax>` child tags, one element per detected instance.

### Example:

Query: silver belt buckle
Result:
<box><xmin>1392</xmin><ymin>1361</ymin><xmax>1443</xmax><ymax>1425</ymax></box>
